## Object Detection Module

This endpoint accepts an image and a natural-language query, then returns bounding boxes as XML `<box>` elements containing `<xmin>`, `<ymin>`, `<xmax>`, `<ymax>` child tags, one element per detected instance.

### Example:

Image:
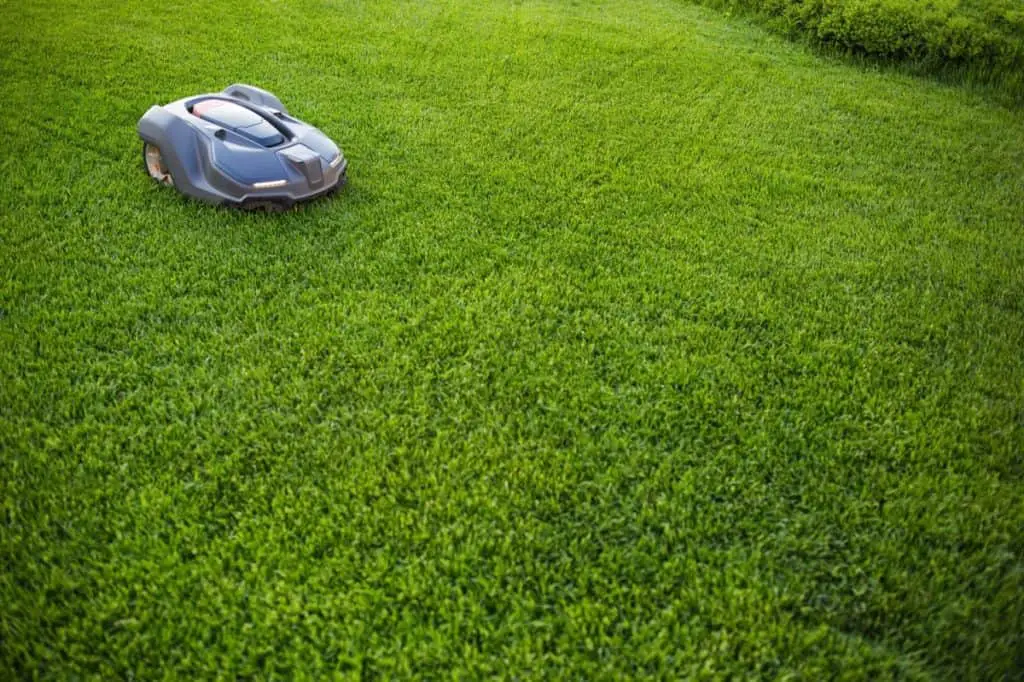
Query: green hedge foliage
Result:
<box><xmin>706</xmin><ymin>0</ymin><xmax>1024</xmax><ymax>91</ymax></box>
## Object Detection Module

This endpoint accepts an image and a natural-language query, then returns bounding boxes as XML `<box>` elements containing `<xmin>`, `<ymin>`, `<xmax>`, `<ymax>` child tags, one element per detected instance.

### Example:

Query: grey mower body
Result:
<box><xmin>137</xmin><ymin>84</ymin><xmax>347</xmax><ymax>209</ymax></box>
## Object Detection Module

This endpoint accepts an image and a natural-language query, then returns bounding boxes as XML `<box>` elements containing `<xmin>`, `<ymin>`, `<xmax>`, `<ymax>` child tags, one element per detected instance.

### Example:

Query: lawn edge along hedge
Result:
<box><xmin>695</xmin><ymin>0</ymin><xmax>1024</xmax><ymax>101</ymax></box>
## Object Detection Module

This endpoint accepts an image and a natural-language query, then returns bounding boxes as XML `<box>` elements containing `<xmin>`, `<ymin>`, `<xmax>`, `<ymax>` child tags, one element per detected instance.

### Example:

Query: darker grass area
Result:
<box><xmin>694</xmin><ymin>0</ymin><xmax>1024</xmax><ymax>104</ymax></box>
<box><xmin>1</xmin><ymin>0</ymin><xmax>1023</xmax><ymax>678</ymax></box>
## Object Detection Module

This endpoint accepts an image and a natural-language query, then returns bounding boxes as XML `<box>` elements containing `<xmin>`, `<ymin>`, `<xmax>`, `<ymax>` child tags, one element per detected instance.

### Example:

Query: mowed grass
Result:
<box><xmin>2</xmin><ymin>0</ymin><xmax>1023</xmax><ymax>678</ymax></box>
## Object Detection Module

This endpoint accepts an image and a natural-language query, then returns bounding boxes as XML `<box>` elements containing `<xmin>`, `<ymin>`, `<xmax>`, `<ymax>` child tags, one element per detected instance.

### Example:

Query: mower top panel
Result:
<box><xmin>191</xmin><ymin>99</ymin><xmax>286</xmax><ymax>147</ymax></box>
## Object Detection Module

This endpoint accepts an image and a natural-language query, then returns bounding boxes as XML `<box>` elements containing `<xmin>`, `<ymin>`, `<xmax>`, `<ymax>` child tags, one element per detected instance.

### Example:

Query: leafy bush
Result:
<box><xmin>703</xmin><ymin>0</ymin><xmax>1024</xmax><ymax>92</ymax></box>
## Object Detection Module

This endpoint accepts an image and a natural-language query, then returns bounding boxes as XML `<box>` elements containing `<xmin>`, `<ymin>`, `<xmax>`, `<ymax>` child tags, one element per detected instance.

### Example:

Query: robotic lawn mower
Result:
<box><xmin>137</xmin><ymin>84</ymin><xmax>347</xmax><ymax>210</ymax></box>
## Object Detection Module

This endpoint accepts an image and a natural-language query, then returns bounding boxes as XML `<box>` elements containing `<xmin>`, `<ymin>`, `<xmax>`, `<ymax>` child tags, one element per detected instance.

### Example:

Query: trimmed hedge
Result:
<box><xmin>703</xmin><ymin>0</ymin><xmax>1024</xmax><ymax>95</ymax></box>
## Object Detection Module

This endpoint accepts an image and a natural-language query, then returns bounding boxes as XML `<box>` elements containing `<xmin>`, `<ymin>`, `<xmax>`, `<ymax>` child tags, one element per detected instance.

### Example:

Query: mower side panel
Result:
<box><xmin>137</xmin><ymin>106</ymin><xmax>227</xmax><ymax>205</ymax></box>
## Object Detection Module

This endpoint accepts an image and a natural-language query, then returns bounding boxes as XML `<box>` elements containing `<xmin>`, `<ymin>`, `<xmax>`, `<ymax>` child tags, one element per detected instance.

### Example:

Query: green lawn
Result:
<box><xmin>2</xmin><ymin>0</ymin><xmax>1023</xmax><ymax>678</ymax></box>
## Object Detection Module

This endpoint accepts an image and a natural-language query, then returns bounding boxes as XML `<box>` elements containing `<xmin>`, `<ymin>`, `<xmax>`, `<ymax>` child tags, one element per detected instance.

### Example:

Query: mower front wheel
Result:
<box><xmin>142</xmin><ymin>143</ymin><xmax>174</xmax><ymax>187</ymax></box>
